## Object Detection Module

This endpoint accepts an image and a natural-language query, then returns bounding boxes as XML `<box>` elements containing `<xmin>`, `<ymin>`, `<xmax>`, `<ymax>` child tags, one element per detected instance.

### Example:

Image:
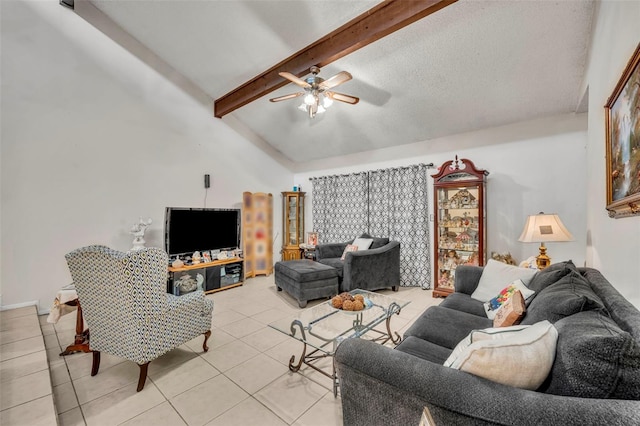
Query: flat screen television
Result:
<box><xmin>164</xmin><ymin>207</ymin><xmax>240</xmax><ymax>256</ymax></box>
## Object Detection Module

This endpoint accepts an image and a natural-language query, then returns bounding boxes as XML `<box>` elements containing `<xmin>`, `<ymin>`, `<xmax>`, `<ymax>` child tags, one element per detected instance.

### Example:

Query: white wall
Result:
<box><xmin>0</xmin><ymin>0</ymin><xmax>293</xmax><ymax>312</ymax></box>
<box><xmin>584</xmin><ymin>1</ymin><xmax>640</xmax><ymax>307</ymax></box>
<box><xmin>295</xmin><ymin>113</ymin><xmax>588</xmax><ymax>287</ymax></box>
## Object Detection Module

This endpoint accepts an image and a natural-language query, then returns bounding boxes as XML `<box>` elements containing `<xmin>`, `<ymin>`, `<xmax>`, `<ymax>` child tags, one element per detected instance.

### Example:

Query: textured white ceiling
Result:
<box><xmin>88</xmin><ymin>0</ymin><xmax>594</xmax><ymax>164</ymax></box>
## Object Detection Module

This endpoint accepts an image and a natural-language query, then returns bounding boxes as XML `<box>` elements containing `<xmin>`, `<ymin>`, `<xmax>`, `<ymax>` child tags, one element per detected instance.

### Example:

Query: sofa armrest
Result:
<box><xmin>335</xmin><ymin>339</ymin><xmax>640</xmax><ymax>426</ymax></box>
<box><xmin>317</xmin><ymin>242</ymin><xmax>349</xmax><ymax>260</ymax></box>
<box><xmin>343</xmin><ymin>241</ymin><xmax>400</xmax><ymax>291</ymax></box>
<box><xmin>454</xmin><ymin>265</ymin><xmax>483</xmax><ymax>295</ymax></box>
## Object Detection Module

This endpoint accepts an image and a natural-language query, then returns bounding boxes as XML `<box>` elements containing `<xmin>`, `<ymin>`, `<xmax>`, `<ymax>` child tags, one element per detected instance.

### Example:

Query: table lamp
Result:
<box><xmin>518</xmin><ymin>212</ymin><xmax>573</xmax><ymax>270</ymax></box>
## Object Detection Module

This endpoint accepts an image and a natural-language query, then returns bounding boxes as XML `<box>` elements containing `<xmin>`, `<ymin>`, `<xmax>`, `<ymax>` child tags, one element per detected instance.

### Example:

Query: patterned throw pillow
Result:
<box><xmin>493</xmin><ymin>290</ymin><xmax>526</xmax><ymax>327</ymax></box>
<box><xmin>341</xmin><ymin>244</ymin><xmax>358</xmax><ymax>260</ymax></box>
<box><xmin>483</xmin><ymin>279</ymin><xmax>535</xmax><ymax>319</ymax></box>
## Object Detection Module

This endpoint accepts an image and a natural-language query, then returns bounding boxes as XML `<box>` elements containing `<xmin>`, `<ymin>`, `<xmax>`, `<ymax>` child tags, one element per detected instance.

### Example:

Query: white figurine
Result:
<box><xmin>192</xmin><ymin>251</ymin><xmax>202</xmax><ymax>264</ymax></box>
<box><xmin>130</xmin><ymin>217</ymin><xmax>152</xmax><ymax>251</ymax></box>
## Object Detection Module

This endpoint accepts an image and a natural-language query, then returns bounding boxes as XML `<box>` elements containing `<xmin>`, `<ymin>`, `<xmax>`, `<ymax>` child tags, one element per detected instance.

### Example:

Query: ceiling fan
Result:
<box><xmin>270</xmin><ymin>66</ymin><xmax>359</xmax><ymax>118</ymax></box>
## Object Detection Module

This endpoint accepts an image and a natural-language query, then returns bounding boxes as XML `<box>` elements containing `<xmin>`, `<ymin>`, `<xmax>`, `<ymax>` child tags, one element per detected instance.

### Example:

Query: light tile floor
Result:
<box><xmin>4</xmin><ymin>276</ymin><xmax>442</xmax><ymax>426</ymax></box>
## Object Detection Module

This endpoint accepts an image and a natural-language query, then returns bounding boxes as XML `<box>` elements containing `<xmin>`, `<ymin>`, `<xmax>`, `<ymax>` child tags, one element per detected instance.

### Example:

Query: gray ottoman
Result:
<box><xmin>275</xmin><ymin>260</ymin><xmax>339</xmax><ymax>308</ymax></box>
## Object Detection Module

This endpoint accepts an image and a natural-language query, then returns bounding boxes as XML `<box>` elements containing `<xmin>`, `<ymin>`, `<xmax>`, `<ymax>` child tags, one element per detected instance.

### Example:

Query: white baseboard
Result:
<box><xmin>0</xmin><ymin>300</ymin><xmax>39</xmax><ymax>312</ymax></box>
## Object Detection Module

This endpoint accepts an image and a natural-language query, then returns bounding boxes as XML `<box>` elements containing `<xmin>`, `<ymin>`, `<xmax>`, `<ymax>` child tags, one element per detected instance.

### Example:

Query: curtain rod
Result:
<box><xmin>308</xmin><ymin>163</ymin><xmax>435</xmax><ymax>181</ymax></box>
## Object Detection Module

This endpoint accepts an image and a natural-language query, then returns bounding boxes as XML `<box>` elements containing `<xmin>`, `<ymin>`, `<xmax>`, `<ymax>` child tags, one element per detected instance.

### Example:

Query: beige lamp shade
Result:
<box><xmin>518</xmin><ymin>213</ymin><xmax>573</xmax><ymax>270</ymax></box>
<box><xmin>518</xmin><ymin>213</ymin><xmax>573</xmax><ymax>243</ymax></box>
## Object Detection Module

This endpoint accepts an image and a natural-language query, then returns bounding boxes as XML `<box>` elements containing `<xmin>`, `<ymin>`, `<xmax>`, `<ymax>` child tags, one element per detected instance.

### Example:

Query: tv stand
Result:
<box><xmin>168</xmin><ymin>257</ymin><xmax>244</xmax><ymax>295</ymax></box>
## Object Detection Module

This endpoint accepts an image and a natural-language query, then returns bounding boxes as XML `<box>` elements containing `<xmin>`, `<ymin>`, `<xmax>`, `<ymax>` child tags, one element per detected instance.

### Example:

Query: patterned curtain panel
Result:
<box><xmin>310</xmin><ymin>173</ymin><xmax>368</xmax><ymax>244</ymax></box>
<box><xmin>369</xmin><ymin>165</ymin><xmax>431</xmax><ymax>288</ymax></box>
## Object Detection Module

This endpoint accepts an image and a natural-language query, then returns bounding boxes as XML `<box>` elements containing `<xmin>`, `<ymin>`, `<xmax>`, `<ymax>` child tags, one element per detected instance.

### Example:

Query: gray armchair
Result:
<box><xmin>316</xmin><ymin>234</ymin><xmax>400</xmax><ymax>292</ymax></box>
<box><xmin>65</xmin><ymin>245</ymin><xmax>214</xmax><ymax>391</ymax></box>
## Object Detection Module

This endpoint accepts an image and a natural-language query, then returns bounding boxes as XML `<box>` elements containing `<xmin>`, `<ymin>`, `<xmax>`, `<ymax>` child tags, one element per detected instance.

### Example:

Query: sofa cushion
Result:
<box><xmin>444</xmin><ymin>320</ymin><xmax>558</xmax><ymax>390</ymax></box>
<box><xmin>483</xmin><ymin>279</ymin><xmax>535</xmax><ymax>319</ymax></box>
<box><xmin>439</xmin><ymin>292</ymin><xmax>486</xmax><ymax>317</ymax></box>
<box><xmin>359</xmin><ymin>233</ymin><xmax>389</xmax><ymax>249</ymax></box>
<box><xmin>404</xmin><ymin>306</ymin><xmax>492</xmax><ymax>349</ymax></box>
<box><xmin>521</xmin><ymin>271</ymin><xmax>605</xmax><ymax>325</ymax></box>
<box><xmin>395</xmin><ymin>336</ymin><xmax>452</xmax><ymax>364</ymax></box>
<box><xmin>527</xmin><ymin>260</ymin><xmax>578</xmax><ymax>293</ymax></box>
<box><xmin>471</xmin><ymin>259</ymin><xmax>537</xmax><ymax>302</ymax></box>
<box><xmin>540</xmin><ymin>310</ymin><xmax>640</xmax><ymax>399</ymax></box>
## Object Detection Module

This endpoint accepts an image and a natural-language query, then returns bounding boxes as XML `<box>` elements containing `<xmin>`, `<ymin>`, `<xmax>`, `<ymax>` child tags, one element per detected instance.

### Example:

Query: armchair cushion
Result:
<box><xmin>317</xmin><ymin>257</ymin><xmax>344</xmax><ymax>278</ymax></box>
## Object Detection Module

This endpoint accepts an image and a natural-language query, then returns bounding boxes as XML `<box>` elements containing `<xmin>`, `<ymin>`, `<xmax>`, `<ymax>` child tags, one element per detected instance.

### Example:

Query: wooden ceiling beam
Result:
<box><xmin>214</xmin><ymin>0</ymin><xmax>458</xmax><ymax>118</ymax></box>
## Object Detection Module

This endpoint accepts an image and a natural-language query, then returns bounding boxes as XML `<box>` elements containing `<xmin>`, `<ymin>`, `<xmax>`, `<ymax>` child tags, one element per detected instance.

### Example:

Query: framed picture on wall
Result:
<box><xmin>605</xmin><ymin>42</ymin><xmax>640</xmax><ymax>218</ymax></box>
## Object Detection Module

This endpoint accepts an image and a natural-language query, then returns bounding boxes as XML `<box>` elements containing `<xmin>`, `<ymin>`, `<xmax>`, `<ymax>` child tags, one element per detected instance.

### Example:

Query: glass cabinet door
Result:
<box><xmin>432</xmin><ymin>157</ymin><xmax>488</xmax><ymax>298</ymax></box>
<box><xmin>287</xmin><ymin>194</ymin><xmax>300</xmax><ymax>245</ymax></box>
<box><xmin>435</xmin><ymin>186</ymin><xmax>481</xmax><ymax>291</ymax></box>
<box><xmin>282</xmin><ymin>191</ymin><xmax>305</xmax><ymax>260</ymax></box>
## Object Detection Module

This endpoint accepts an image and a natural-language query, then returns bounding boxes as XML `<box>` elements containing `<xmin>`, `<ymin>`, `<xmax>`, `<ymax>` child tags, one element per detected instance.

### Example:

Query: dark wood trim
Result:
<box><xmin>213</xmin><ymin>0</ymin><xmax>458</xmax><ymax>118</ymax></box>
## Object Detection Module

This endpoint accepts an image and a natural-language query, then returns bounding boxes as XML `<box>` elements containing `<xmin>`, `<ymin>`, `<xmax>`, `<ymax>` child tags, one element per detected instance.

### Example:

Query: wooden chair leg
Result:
<box><xmin>203</xmin><ymin>330</ymin><xmax>212</xmax><ymax>352</ymax></box>
<box><xmin>137</xmin><ymin>362</ymin><xmax>150</xmax><ymax>392</ymax></box>
<box><xmin>91</xmin><ymin>351</ymin><xmax>101</xmax><ymax>376</ymax></box>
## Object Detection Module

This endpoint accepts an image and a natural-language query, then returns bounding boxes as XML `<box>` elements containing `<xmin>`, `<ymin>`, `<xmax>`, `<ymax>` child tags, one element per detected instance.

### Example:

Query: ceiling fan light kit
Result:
<box><xmin>270</xmin><ymin>66</ymin><xmax>359</xmax><ymax>118</ymax></box>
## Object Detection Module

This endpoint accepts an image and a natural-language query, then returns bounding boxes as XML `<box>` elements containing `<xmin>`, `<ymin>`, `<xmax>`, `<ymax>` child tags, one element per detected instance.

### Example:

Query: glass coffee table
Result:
<box><xmin>269</xmin><ymin>289</ymin><xmax>410</xmax><ymax>396</ymax></box>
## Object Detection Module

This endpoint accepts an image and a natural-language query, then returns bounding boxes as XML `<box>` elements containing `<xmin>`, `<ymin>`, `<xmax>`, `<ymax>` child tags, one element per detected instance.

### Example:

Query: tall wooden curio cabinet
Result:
<box><xmin>432</xmin><ymin>157</ymin><xmax>488</xmax><ymax>298</ymax></box>
<box><xmin>281</xmin><ymin>191</ymin><xmax>305</xmax><ymax>260</ymax></box>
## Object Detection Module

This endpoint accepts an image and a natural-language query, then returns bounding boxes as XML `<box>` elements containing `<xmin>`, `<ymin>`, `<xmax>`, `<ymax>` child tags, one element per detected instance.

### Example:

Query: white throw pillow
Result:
<box><xmin>471</xmin><ymin>259</ymin><xmax>538</xmax><ymax>302</ymax></box>
<box><xmin>444</xmin><ymin>320</ymin><xmax>558</xmax><ymax>390</ymax></box>
<box><xmin>482</xmin><ymin>279</ymin><xmax>535</xmax><ymax>319</ymax></box>
<box><xmin>352</xmin><ymin>237</ymin><xmax>374</xmax><ymax>251</ymax></box>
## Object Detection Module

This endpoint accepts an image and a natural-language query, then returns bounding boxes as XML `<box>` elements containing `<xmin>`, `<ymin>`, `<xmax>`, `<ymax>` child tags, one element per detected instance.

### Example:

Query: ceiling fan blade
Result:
<box><xmin>269</xmin><ymin>92</ymin><xmax>304</xmax><ymax>103</ymax></box>
<box><xmin>327</xmin><ymin>91</ymin><xmax>359</xmax><ymax>105</ymax></box>
<box><xmin>279</xmin><ymin>72</ymin><xmax>311</xmax><ymax>89</ymax></box>
<box><xmin>319</xmin><ymin>71</ymin><xmax>352</xmax><ymax>90</ymax></box>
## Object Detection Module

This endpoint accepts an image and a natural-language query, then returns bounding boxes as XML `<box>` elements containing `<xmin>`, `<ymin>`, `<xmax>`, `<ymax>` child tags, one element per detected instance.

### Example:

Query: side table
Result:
<box><xmin>47</xmin><ymin>284</ymin><xmax>91</xmax><ymax>356</ymax></box>
<box><xmin>299</xmin><ymin>244</ymin><xmax>316</xmax><ymax>260</ymax></box>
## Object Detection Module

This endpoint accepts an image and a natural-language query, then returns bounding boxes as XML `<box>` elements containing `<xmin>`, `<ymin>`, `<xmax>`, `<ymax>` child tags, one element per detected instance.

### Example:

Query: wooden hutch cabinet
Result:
<box><xmin>281</xmin><ymin>191</ymin><xmax>305</xmax><ymax>260</ymax></box>
<box><xmin>432</xmin><ymin>157</ymin><xmax>488</xmax><ymax>298</ymax></box>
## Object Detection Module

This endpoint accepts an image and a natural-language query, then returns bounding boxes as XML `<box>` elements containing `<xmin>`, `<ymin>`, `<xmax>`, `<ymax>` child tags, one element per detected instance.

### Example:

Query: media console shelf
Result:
<box><xmin>168</xmin><ymin>257</ymin><xmax>244</xmax><ymax>295</ymax></box>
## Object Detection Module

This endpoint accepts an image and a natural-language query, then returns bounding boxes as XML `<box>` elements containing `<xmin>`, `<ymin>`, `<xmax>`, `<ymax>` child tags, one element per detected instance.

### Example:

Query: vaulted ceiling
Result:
<box><xmin>83</xmin><ymin>0</ymin><xmax>595</xmax><ymax>165</ymax></box>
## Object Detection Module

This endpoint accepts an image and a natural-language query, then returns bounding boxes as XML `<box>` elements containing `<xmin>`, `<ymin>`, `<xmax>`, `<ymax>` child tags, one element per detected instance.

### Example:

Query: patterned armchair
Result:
<box><xmin>65</xmin><ymin>245</ymin><xmax>214</xmax><ymax>392</ymax></box>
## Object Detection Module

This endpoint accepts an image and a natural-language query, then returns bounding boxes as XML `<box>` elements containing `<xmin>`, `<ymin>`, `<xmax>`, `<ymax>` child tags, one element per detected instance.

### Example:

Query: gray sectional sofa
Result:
<box><xmin>334</xmin><ymin>262</ymin><xmax>640</xmax><ymax>425</ymax></box>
